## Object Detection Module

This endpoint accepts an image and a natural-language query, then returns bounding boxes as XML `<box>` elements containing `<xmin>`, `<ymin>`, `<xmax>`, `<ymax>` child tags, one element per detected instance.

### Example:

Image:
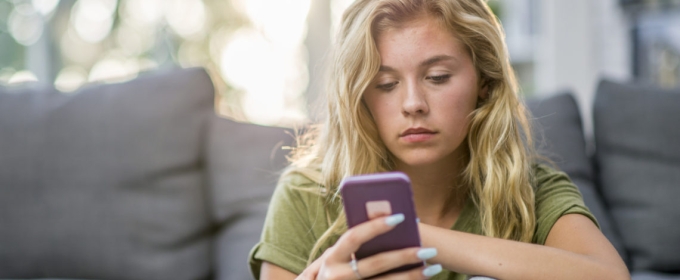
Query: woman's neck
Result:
<box><xmin>395</xmin><ymin>160</ymin><xmax>467</xmax><ymax>228</ymax></box>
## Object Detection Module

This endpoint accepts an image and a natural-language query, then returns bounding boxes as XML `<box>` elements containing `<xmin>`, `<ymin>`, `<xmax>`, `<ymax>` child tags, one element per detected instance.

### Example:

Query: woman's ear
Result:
<box><xmin>479</xmin><ymin>85</ymin><xmax>489</xmax><ymax>100</ymax></box>
<box><xmin>476</xmin><ymin>85</ymin><xmax>489</xmax><ymax>109</ymax></box>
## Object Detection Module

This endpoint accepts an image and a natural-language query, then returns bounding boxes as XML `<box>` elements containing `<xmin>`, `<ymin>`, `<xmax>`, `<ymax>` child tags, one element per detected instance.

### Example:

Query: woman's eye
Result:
<box><xmin>376</xmin><ymin>81</ymin><xmax>398</xmax><ymax>91</ymax></box>
<box><xmin>427</xmin><ymin>74</ymin><xmax>452</xmax><ymax>84</ymax></box>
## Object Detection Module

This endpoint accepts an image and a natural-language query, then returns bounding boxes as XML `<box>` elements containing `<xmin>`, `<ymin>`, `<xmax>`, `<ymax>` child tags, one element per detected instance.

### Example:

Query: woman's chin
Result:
<box><xmin>395</xmin><ymin>155</ymin><xmax>449</xmax><ymax>169</ymax></box>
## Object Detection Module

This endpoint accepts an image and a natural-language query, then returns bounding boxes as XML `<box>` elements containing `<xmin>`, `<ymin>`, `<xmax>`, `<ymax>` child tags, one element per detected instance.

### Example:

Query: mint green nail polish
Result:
<box><xmin>385</xmin><ymin>213</ymin><xmax>405</xmax><ymax>226</ymax></box>
<box><xmin>417</xmin><ymin>248</ymin><xmax>437</xmax><ymax>260</ymax></box>
<box><xmin>423</xmin><ymin>264</ymin><xmax>442</xmax><ymax>277</ymax></box>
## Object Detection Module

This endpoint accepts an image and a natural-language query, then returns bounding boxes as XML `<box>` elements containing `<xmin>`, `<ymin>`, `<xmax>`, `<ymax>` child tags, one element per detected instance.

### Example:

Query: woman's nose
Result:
<box><xmin>402</xmin><ymin>83</ymin><xmax>429</xmax><ymax>116</ymax></box>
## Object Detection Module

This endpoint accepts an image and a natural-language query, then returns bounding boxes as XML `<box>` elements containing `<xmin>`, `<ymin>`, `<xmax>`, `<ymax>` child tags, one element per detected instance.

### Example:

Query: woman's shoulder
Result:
<box><xmin>531</xmin><ymin>163</ymin><xmax>573</xmax><ymax>191</ymax></box>
<box><xmin>279</xmin><ymin>165</ymin><xmax>322</xmax><ymax>184</ymax></box>
<box><xmin>530</xmin><ymin>162</ymin><xmax>585</xmax><ymax>204</ymax></box>
<box><xmin>275</xmin><ymin>166</ymin><xmax>328</xmax><ymax>198</ymax></box>
<box><xmin>529</xmin><ymin>163</ymin><xmax>598</xmax><ymax>244</ymax></box>
<box><xmin>530</xmin><ymin>162</ymin><xmax>588</xmax><ymax>215</ymax></box>
<box><xmin>532</xmin><ymin>162</ymin><xmax>566</xmax><ymax>178</ymax></box>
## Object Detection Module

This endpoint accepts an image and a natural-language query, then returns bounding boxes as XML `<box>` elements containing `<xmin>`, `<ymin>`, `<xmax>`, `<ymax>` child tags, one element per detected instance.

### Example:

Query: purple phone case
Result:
<box><xmin>340</xmin><ymin>172</ymin><xmax>423</xmax><ymax>276</ymax></box>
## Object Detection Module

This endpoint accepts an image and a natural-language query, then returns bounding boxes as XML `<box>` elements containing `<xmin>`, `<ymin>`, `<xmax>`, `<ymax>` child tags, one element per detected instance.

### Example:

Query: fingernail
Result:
<box><xmin>385</xmin><ymin>213</ymin><xmax>405</xmax><ymax>226</ymax></box>
<box><xmin>417</xmin><ymin>248</ymin><xmax>437</xmax><ymax>260</ymax></box>
<box><xmin>423</xmin><ymin>264</ymin><xmax>442</xmax><ymax>277</ymax></box>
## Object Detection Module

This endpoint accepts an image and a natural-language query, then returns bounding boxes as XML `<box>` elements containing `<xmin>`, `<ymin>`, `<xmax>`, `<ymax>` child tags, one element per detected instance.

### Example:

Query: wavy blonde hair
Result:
<box><xmin>284</xmin><ymin>0</ymin><xmax>537</xmax><ymax>264</ymax></box>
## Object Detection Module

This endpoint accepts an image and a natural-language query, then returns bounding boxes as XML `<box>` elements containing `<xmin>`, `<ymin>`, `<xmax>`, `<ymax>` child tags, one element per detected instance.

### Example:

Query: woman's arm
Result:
<box><xmin>419</xmin><ymin>214</ymin><xmax>630</xmax><ymax>280</ymax></box>
<box><xmin>261</xmin><ymin>262</ymin><xmax>298</xmax><ymax>280</ymax></box>
<box><xmin>260</xmin><ymin>214</ymin><xmax>443</xmax><ymax>280</ymax></box>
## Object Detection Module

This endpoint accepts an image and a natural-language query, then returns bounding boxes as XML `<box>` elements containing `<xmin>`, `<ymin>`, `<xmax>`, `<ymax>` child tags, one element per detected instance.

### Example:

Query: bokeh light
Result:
<box><xmin>60</xmin><ymin>27</ymin><xmax>102</xmax><ymax>64</ymax></box>
<box><xmin>54</xmin><ymin>66</ymin><xmax>87</xmax><ymax>92</ymax></box>
<box><xmin>71</xmin><ymin>0</ymin><xmax>117</xmax><ymax>43</ymax></box>
<box><xmin>122</xmin><ymin>0</ymin><xmax>163</xmax><ymax>25</ymax></box>
<box><xmin>234</xmin><ymin>0</ymin><xmax>310</xmax><ymax>50</ymax></box>
<box><xmin>165</xmin><ymin>0</ymin><xmax>206</xmax><ymax>39</ymax></box>
<box><xmin>223</xmin><ymin>0</ymin><xmax>311</xmax><ymax>125</ymax></box>
<box><xmin>114</xmin><ymin>21</ymin><xmax>155</xmax><ymax>56</ymax></box>
<box><xmin>8</xmin><ymin>70</ymin><xmax>38</xmax><ymax>84</ymax></box>
<box><xmin>2</xmin><ymin>0</ymin><xmax>314</xmax><ymax>125</ymax></box>
<box><xmin>8</xmin><ymin>4</ymin><xmax>44</xmax><ymax>46</ymax></box>
<box><xmin>32</xmin><ymin>0</ymin><xmax>60</xmax><ymax>16</ymax></box>
<box><xmin>88</xmin><ymin>55</ymin><xmax>139</xmax><ymax>83</ymax></box>
<box><xmin>220</xmin><ymin>28</ymin><xmax>286</xmax><ymax>124</ymax></box>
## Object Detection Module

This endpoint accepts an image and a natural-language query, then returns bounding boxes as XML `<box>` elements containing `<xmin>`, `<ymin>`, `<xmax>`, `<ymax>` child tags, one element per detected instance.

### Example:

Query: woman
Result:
<box><xmin>249</xmin><ymin>0</ymin><xmax>629</xmax><ymax>279</ymax></box>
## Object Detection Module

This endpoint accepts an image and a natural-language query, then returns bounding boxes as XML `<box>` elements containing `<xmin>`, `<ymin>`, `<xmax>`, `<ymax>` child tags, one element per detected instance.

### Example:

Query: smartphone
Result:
<box><xmin>339</xmin><ymin>172</ymin><xmax>423</xmax><ymax>276</ymax></box>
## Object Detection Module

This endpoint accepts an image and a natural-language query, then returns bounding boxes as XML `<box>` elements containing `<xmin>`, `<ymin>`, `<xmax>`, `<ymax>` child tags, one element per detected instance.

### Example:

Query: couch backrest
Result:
<box><xmin>206</xmin><ymin>116</ymin><xmax>293</xmax><ymax>279</ymax></box>
<box><xmin>594</xmin><ymin>80</ymin><xmax>680</xmax><ymax>273</ymax></box>
<box><xmin>527</xmin><ymin>81</ymin><xmax>680</xmax><ymax>275</ymax></box>
<box><xmin>526</xmin><ymin>92</ymin><xmax>628</xmax><ymax>264</ymax></box>
<box><xmin>0</xmin><ymin>68</ymin><xmax>216</xmax><ymax>279</ymax></box>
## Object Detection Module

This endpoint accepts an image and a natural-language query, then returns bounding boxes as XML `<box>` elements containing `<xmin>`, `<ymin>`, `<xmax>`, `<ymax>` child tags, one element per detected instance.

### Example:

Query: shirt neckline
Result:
<box><xmin>450</xmin><ymin>195</ymin><xmax>480</xmax><ymax>234</ymax></box>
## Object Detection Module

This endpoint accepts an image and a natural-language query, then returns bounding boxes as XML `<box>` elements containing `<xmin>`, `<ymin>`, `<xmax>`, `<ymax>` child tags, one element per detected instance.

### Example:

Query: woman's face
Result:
<box><xmin>363</xmin><ymin>16</ymin><xmax>484</xmax><ymax>169</ymax></box>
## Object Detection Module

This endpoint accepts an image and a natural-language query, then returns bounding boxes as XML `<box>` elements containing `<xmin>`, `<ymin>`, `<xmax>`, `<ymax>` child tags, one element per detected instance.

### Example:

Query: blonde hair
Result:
<box><xmin>284</xmin><ymin>0</ymin><xmax>537</xmax><ymax>264</ymax></box>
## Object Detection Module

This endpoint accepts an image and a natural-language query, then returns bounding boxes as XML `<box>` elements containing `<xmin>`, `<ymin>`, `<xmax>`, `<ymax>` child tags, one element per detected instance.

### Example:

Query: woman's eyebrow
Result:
<box><xmin>420</xmin><ymin>55</ymin><xmax>457</xmax><ymax>67</ymax></box>
<box><xmin>378</xmin><ymin>55</ymin><xmax>457</xmax><ymax>72</ymax></box>
<box><xmin>378</xmin><ymin>65</ymin><xmax>396</xmax><ymax>72</ymax></box>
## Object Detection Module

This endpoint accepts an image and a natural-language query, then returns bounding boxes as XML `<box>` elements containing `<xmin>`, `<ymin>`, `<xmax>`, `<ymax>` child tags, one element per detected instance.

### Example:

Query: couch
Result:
<box><xmin>526</xmin><ymin>81</ymin><xmax>680</xmax><ymax>280</ymax></box>
<box><xmin>0</xmin><ymin>68</ymin><xmax>293</xmax><ymax>280</ymax></box>
<box><xmin>1</xmin><ymin>67</ymin><xmax>678</xmax><ymax>280</ymax></box>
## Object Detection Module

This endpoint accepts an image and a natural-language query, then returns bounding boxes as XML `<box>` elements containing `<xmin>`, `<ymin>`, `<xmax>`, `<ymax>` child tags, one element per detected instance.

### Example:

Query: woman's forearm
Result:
<box><xmin>418</xmin><ymin>223</ymin><xmax>629</xmax><ymax>280</ymax></box>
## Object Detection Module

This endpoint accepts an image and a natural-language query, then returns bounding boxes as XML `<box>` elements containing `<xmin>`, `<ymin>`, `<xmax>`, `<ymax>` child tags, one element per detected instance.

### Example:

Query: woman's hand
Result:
<box><xmin>296</xmin><ymin>213</ymin><xmax>442</xmax><ymax>280</ymax></box>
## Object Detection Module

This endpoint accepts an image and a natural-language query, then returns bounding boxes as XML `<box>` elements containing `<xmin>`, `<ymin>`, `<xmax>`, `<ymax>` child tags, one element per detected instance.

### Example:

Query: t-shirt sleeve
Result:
<box><xmin>248</xmin><ymin>173</ymin><xmax>326</xmax><ymax>279</ymax></box>
<box><xmin>532</xmin><ymin>164</ymin><xmax>599</xmax><ymax>245</ymax></box>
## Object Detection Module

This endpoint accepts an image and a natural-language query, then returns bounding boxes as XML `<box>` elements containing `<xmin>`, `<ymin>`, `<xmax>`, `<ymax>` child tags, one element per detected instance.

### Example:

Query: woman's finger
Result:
<box><xmin>371</xmin><ymin>264</ymin><xmax>443</xmax><ymax>280</ymax></box>
<box><xmin>296</xmin><ymin>247</ymin><xmax>333</xmax><ymax>280</ymax></box>
<box><xmin>355</xmin><ymin>247</ymin><xmax>437</xmax><ymax>279</ymax></box>
<box><xmin>327</xmin><ymin>213</ymin><xmax>406</xmax><ymax>262</ymax></box>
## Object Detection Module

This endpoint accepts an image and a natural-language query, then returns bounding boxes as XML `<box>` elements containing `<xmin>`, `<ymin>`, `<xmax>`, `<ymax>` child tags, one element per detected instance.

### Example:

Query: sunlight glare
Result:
<box><xmin>225</xmin><ymin>0</ymin><xmax>312</xmax><ymax>124</ymax></box>
<box><xmin>235</xmin><ymin>0</ymin><xmax>310</xmax><ymax>50</ymax></box>
<box><xmin>220</xmin><ymin>28</ymin><xmax>287</xmax><ymax>124</ymax></box>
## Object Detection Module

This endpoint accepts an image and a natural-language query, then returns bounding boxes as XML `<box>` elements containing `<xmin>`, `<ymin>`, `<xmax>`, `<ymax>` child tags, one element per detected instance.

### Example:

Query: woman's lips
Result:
<box><xmin>400</xmin><ymin>127</ymin><xmax>437</xmax><ymax>143</ymax></box>
<box><xmin>401</xmin><ymin>133</ymin><xmax>436</xmax><ymax>142</ymax></box>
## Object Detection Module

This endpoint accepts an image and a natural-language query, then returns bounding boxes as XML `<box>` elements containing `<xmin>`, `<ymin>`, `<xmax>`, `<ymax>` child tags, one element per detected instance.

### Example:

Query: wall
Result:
<box><xmin>533</xmin><ymin>0</ymin><xmax>632</xmax><ymax>139</ymax></box>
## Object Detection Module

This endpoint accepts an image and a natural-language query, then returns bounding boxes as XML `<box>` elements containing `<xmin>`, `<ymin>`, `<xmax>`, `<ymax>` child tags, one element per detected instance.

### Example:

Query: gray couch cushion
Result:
<box><xmin>0</xmin><ymin>68</ymin><xmax>215</xmax><ymax>279</ymax></box>
<box><xmin>526</xmin><ymin>92</ymin><xmax>627</xmax><ymax>263</ymax></box>
<box><xmin>527</xmin><ymin>92</ymin><xmax>594</xmax><ymax>180</ymax></box>
<box><xmin>633</xmin><ymin>272</ymin><xmax>680</xmax><ymax>280</ymax></box>
<box><xmin>206</xmin><ymin>117</ymin><xmax>293</xmax><ymax>280</ymax></box>
<box><xmin>594</xmin><ymin>80</ymin><xmax>680</xmax><ymax>273</ymax></box>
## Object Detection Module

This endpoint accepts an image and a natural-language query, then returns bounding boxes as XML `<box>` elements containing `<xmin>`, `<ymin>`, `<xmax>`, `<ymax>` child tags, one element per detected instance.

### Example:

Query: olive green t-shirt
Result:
<box><xmin>248</xmin><ymin>164</ymin><xmax>598</xmax><ymax>280</ymax></box>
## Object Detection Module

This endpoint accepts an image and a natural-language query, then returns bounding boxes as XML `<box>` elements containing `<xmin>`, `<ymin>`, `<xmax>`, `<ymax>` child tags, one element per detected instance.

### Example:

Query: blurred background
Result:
<box><xmin>0</xmin><ymin>0</ymin><xmax>679</xmax><ymax>131</ymax></box>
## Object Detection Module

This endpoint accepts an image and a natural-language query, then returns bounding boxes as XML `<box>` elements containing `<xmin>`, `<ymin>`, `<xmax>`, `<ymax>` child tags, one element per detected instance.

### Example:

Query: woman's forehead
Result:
<box><xmin>374</xmin><ymin>17</ymin><xmax>468</xmax><ymax>65</ymax></box>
